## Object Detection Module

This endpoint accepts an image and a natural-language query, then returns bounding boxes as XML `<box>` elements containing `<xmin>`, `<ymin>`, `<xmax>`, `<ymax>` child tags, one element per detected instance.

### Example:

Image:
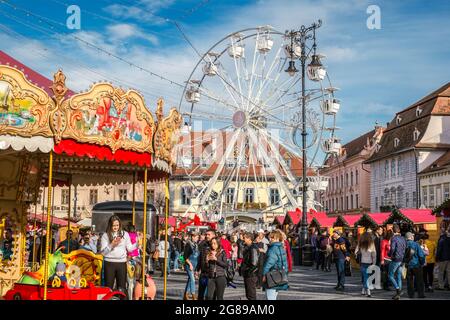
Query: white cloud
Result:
<box><xmin>106</xmin><ymin>24</ymin><xmax>159</xmax><ymax>45</ymax></box>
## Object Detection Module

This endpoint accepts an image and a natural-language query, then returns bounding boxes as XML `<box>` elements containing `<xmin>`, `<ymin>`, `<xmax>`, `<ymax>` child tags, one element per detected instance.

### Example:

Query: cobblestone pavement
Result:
<box><xmin>152</xmin><ymin>265</ymin><xmax>450</xmax><ymax>300</ymax></box>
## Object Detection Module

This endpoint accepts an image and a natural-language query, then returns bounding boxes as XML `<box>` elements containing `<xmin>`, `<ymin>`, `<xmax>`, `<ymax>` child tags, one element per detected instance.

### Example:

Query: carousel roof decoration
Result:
<box><xmin>0</xmin><ymin>64</ymin><xmax>55</xmax><ymax>152</ymax></box>
<box><xmin>153</xmin><ymin>98</ymin><xmax>182</xmax><ymax>172</ymax></box>
<box><xmin>51</xmin><ymin>74</ymin><xmax>157</xmax><ymax>166</ymax></box>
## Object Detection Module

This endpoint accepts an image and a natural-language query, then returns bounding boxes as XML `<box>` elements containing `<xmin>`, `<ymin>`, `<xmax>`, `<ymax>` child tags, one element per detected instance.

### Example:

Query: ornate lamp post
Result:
<box><xmin>285</xmin><ymin>20</ymin><xmax>326</xmax><ymax>257</ymax></box>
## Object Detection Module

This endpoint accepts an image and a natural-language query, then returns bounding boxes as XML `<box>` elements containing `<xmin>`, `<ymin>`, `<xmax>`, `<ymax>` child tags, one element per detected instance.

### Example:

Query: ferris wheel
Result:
<box><xmin>176</xmin><ymin>25</ymin><xmax>341</xmax><ymax>223</ymax></box>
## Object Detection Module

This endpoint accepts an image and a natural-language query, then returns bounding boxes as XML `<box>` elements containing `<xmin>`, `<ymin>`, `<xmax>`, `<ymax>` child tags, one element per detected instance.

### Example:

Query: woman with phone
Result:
<box><xmin>100</xmin><ymin>215</ymin><xmax>138</xmax><ymax>296</ymax></box>
<box><xmin>206</xmin><ymin>238</ymin><xmax>228</xmax><ymax>300</ymax></box>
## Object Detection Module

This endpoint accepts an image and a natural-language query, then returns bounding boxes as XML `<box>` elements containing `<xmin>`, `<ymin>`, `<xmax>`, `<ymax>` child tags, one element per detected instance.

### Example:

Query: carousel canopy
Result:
<box><xmin>0</xmin><ymin>52</ymin><xmax>182</xmax><ymax>197</ymax></box>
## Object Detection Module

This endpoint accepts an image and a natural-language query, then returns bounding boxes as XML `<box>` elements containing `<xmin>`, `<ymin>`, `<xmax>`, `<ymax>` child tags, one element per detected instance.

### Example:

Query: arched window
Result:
<box><xmin>181</xmin><ymin>186</ymin><xmax>192</xmax><ymax>205</ymax></box>
<box><xmin>356</xmin><ymin>170</ymin><xmax>359</xmax><ymax>185</ymax></box>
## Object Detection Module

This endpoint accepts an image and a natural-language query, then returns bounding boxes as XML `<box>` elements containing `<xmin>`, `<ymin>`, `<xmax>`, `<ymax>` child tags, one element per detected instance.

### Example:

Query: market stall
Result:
<box><xmin>383</xmin><ymin>208</ymin><xmax>437</xmax><ymax>240</ymax></box>
<box><xmin>0</xmin><ymin>60</ymin><xmax>182</xmax><ymax>298</ymax></box>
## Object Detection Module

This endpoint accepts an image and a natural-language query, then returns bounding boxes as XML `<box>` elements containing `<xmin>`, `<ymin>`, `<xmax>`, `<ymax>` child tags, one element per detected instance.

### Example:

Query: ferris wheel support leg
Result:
<box><xmin>247</xmin><ymin>128</ymin><xmax>298</xmax><ymax>208</ymax></box>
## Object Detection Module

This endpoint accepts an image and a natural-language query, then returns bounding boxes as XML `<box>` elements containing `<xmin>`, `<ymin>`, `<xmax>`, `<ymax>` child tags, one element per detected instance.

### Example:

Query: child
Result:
<box><xmin>49</xmin><ymin>262</ymin><xmax>67</xmax><ymax>283</ymax></box>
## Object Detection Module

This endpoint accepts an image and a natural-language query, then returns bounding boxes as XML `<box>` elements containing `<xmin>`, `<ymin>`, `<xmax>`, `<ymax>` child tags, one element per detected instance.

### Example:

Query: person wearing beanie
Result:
<box><xmin>405</xmin><ymin>232</ymin><xmax>426</xmax><ymax>298</ymax></box>
<box><xmin>331</xmin><ymin>229</ymin><xmax>350</xmax><ymax>292</ymax></box>
<box><xmin>49</xmin><ymin>262</ymin><xmax>67</xmax><ymax>283</ymax></box>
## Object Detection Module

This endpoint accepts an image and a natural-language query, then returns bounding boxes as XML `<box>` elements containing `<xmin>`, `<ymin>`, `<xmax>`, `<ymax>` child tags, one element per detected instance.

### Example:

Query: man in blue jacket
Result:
<box><xmin>405</xmin><ymin>232</ymin><xmax>426</xmax><ymax>298</ymax></box>
<box><xmin>388</xmin><ymin>224</ymin><xmax>406</xmax><ymax>300</ymax></box>
<box><xmin>436</xmin><ymin>225</ymin><xmax>450</xmax><ymax>290</ymax></box>
<box><xmin>331</xmin><ymin>230</ymin><xmax>350</xmax><ymax>292</ymax></box>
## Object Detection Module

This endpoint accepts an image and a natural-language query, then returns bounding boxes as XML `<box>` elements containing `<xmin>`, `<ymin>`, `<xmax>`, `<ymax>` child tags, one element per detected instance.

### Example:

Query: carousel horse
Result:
<box><xmin>132</xmin><ymin>258</ymin><xmax>156</xmax><ymax>300</ymax></box>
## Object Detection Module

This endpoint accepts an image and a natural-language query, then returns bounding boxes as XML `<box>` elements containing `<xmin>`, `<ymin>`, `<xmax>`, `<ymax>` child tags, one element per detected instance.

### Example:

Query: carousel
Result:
<box><xmin>0</xmin><ymin>62</ymin><xmax>182</xmax><ymax>299</ymax></box>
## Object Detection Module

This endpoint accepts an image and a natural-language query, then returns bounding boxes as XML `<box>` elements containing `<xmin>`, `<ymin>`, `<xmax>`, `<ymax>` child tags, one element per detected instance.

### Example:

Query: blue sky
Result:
<box><xmin>0</xmin><ymin>0</ymin><xmax>449</xmax><ymax>146</ymax></box>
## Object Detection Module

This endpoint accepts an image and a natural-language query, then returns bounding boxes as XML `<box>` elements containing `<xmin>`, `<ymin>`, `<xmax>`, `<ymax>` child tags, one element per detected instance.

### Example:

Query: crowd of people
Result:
<box><xmin>14</xmin><ymin>215</ymin><xmax>450</xmax><ymax>300</ymax></box>
<box><xmin>308</xmin><ymin>223</ymin><xmax>450</xmax><ymax>299</ymax></box>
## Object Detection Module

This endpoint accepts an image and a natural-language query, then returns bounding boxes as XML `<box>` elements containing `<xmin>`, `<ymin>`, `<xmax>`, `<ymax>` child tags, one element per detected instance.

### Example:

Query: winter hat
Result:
<box><xmin>56</xmin><ymin>262</ymin><xmax>66</xmax><ymax>272</ymax></box>
<box><xmin>405</xmin><ymin>232</ymin><xmax>414</xmax><ymax>240</ymax></box>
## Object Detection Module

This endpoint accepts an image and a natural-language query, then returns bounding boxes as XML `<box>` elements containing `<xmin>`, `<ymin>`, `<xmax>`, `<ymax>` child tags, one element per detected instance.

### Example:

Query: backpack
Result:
<box><xmin>403</xmin><ymin>246</ymin><xmax>415</xmax><ymax>264</ymax></box>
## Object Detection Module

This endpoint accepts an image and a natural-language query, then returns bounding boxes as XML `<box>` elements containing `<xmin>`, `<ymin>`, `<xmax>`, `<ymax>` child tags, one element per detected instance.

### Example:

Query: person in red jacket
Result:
<box><xmin>280</xmin><ymin>230</ymin><xmax>293</xmax><ymax>272</ymax></box>
<box><xmin>220</xmin><ymin>233</ymin><xmax>232</xmax><ymax>264</ymax></box>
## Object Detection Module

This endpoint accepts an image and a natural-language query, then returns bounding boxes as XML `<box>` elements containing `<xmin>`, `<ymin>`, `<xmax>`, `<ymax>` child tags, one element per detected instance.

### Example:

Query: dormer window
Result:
<box><xmin>396</xmin><ymin>115</ymin><xmax>402</xmax><ymax>125</ymax></box>
<box><xmin>416</xmin><ymin>106</ymin><xmax>422</xmax><ymax>117</ymax></box>
<box><xmin>413</xmin><ymin>128</ymin><xmax>421</xmax><ymax>141</ymax></box>
<box><xmin>394</xmin><ymin>138</ymin><xmax>400</xmax><ymax>148</ymax></box>
<box><xmin>375</xmin><ymin>143</ymin><xmax>381</xmax><ymax>153</ymax></box>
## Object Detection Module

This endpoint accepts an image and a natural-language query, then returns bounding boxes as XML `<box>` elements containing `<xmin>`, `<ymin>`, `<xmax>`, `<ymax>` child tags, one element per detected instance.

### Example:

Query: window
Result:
<box><xmin>413</xmin><ymin>128</ymin><xmax>421</xmax><ymax>141</ymax></box>
<box><xmin>405</xmin><ymin>192</ymin><xmax>409</xmax><ymax>208</ymax></box>
<box><xmin>394</xmin><ymin>138</ymin><xmax>400</xmax><ymax>148</ymax></box>
<box><xmin>350</xmin><ymin>195</ymin><xmax>353</xmax><ymax>209</ymax></box>
<box><xmin>391</xmin><ymin>159</ymin><xmax>396</xmax><ymax>177</ymax></box>
<box><xmin>405</xmin><ymin>158</ymin><xmax>409</xmax><ymax>173</ymax></box>
<box><xmin>345</xmin><ymin>173</ymin><xmax>349</xmax><ymax>187</ymax></box>
<box><xmin>270</xmin><ymin>188</ymin><xmax>280</xmax><ymax>205</ymax></box>
<box><xmin>345</xmin><ymin>196</ymin><xmax>348</xmax><ymax>210</ymax></box>
<box><xmin>119</xmin><ymin>189</ymin><xmax>128</xmax><ymax>201</ymax></box>
<box><xmin>436</xmin><ymin>185</ymin><xmax>442</xmax><ymax>207</ymax></box>
<box><xmin>245</xmin><ymin>188</ymin><xmax>254</xmax><ymax>203</ymax></box>
<box><xmin>61</xmin><ymin>189</ymin><xmax>69</xmax><ymax>205</ymax></box>
<box><xmin>351</xmin><ymin>172</ymin><xmax>354</xmax><ymax>186</ymax></box>
<box><xmin>332</xmin><ymin>199</ymin><xmax>334</xmax><ymax>211</ymax></box>
<box><xmin>285</xmin><ymin>159</ymin><xmax>291</xmax><ymax>168</ymax></box>
<box><xmin>413</xmin><ymin>191</ymin><xmax>417</xmax><ymax>207</ymax></box>
<box><xmin>340</xmin><ymin>197</ymin><xmax>343</xmax><ymax>210</ymax></box>
<box><xmin>89</xmin><ymin>189</ymin><xmax>98</xmax><ymax>205</ymax></box>
<box><xmin>429</xmin><ymin>186</ymin><xmax>435</xmax><ymax>207</ymax></box>
<box><xmin>397</xmin><ymin>157</ymin><xmax>402</xmax><ymax>175</ymax></box>
<box><xmin>341</xmin><ymin>175</ymin><xmax>343</xmax><ymax>188</ymax></box>
<box><xmin>356</xmin><ymin>170</ymin><xmax>359</xmax><ymax>185</ymax></box>
<box><xmin>422</xmin><ymin>187</ymin><xmax>428</xmax><ymax>207</ymax></box>
<box><xmin>181</xmin><ymin>186</ymin><xmax>192</xmax><ymax>205</ymax></box>
<box><xmin>444</xmin><ymin>183</ymin><xmax>450</xmax><ymax>200</ymax></box>
<box><xmin>396</xmin><ymin>115</ymin><xmax>402</xmax><ymax>125</ymax></box>
<box><xmin>385</xmin><ymin>160</ymin><xmax>389</xmax><ymax>178</ymax></box>
<box><xmin>226</xmin><ymin>188</ymin><xmax>235</xmax><ymax>204</ymax></box>
<box><xmin>356</xmin><ymin>194</ymin><xmax>359</xmax><ymax>208</ymax></box>
<box><xmin>380</xmin><ymin>196</ymin><xmax>384</xmax><ymax>206</ymax></box>
<box><xmin>416</xmin><ymin>107</ymin><xmax>422</xmax><ymax>117</ymax></box>
<box><xmin>375</xmin><ymin>197</ymin><xmax>378</xmax><ymax>210</ymax></box>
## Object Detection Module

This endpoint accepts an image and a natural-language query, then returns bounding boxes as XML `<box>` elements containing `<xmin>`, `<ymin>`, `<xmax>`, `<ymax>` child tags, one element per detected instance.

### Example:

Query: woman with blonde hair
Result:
<box><xmin>262</xmin><ymin>230</ymin><xmax>289</xmax><ymax>300</ymax></box>
<box><xmin>355</xmin><ymin>232</ymin><xmax>377</xmax><ymax>297</ymax></box>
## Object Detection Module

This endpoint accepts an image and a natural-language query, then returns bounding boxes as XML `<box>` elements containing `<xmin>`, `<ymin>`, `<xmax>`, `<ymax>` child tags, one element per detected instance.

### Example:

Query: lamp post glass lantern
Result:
<box><xmin>284</xmin><ymin>20</ymin><xmax>338</xmax><ymax>263</ymax></box>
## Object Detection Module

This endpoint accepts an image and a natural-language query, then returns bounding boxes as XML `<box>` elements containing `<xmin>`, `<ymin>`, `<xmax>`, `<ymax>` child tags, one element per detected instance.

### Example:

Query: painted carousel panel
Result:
<box><xmin>0</xmin><ymin>66</ymin><xmax>54</xmax><ymax>137</ymax></box>
<box><xmin>57</xmin><ymin>83</ymin><xmax>156</xmax><ymax>155</ymax></box>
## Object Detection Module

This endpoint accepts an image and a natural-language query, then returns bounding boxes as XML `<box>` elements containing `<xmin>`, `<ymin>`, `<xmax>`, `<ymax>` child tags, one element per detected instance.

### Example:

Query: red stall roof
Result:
<box><xmin>274</xmin><ymin>216</ymin><xmax>284</xmax><ymax>225</ymax></box>
<box><xmin>398</xmin><ymin>209</ymin><xmax>435</xmax><ymax>224</ymax></box>
<box><xmin>368</xmin><ymin>212</ymin><xmax>391</xmax><ymax>225</ymax></box>
<box><xmin>285</xmin><ymin>208</ymin><xmax>302</xmax><ymax>225</ymax></box>
<box><xmin>343</xmin><ymin>214</ymin><xmax>362</xmax><ymax>226</ymax></box>
<box><xmin>311</xmin><ymin>216</ymin><xmax>336</xmax><ymax>228</ymax></box>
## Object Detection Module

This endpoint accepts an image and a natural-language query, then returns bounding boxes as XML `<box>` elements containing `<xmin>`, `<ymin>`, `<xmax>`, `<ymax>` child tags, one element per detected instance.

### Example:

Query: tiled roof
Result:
<box><xmin>366</xmin><ymin>83</ymin><xmax>450</xmax><ymax>163</ymax></box>
<box><xmin>420</xmin><ymin>151</ymin><xmax>450</xmax><ymax>174</ymax></box>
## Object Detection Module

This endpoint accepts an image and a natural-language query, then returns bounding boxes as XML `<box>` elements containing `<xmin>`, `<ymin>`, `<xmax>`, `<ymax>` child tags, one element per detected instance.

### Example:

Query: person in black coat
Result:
<box><xmin>195</xmin><ymin>229</ymin><xmax>216</xmax><ymax>300</ymax></box>
<box><xmin>204</xmin><ymin>237</ymin><xmax>228</xmax><ymax>300</ymax></box>
<box><xmin>374</xmin><ymin>226</ymin><xmax>383</xmax><ymax>266</ymax></box>
<box><xmin>241</xmin><ymin>232</ymin><xmax>259</xmax><ymax>300</ymax></box>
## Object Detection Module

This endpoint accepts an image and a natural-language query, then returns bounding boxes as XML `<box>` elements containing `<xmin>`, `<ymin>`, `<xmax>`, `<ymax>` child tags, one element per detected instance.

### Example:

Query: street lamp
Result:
<box><xmin>285</xmin><ymin>20</ymin><xmax>324</xmax><ymax>260</ymax></box>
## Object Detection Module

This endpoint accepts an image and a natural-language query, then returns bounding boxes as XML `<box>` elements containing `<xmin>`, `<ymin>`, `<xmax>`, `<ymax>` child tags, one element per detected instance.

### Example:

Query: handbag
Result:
<box><xmin>345</xmin><ymin>260</ymin><xmax>352</xmax><ymax>277</ymax></box>
<box><xmin>265</xmin><ymin>247</ymin><xmax>288</xmax><ymax>289</ymax></box>
<box><xmin>401</xmin><ymin>263</ymin><xmax>408</xmax><ymax>279</ymax></box>
<box><xmin>152</xmin><ymin>250</ymin><xmax>160</xmax><ymax>260</ymax></box>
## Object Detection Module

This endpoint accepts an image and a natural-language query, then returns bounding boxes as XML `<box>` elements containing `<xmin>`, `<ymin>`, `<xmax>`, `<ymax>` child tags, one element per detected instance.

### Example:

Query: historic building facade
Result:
<box><xmin>366</xmin><ymin>83</ymin><xmax>450</xmax><ymax>212</ymax></box>
<box><xmin>319</xmin><ymin>125</ymin><xmax>384</xmax><ymax>214</ymax></box>
<box><xmin>418</xmin><ymin>151</ymin><xmax>450</xmax><ymax>209</ymax></box>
